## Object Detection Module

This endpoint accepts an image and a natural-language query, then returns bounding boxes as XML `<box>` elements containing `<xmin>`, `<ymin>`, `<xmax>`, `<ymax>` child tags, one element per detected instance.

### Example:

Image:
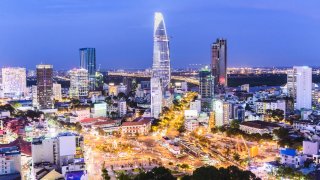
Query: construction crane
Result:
<box><xmin>240</xmin><ymin>135</ymin><xmax>251</xmax><ymax>169</ymax></box>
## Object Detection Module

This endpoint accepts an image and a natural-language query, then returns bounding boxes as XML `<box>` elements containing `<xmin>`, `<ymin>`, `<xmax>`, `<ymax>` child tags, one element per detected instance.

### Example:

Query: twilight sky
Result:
<box><xmin>0</xmin><ymin>0</ymin><xmax>319</xmax><ymax>70</ymax></box>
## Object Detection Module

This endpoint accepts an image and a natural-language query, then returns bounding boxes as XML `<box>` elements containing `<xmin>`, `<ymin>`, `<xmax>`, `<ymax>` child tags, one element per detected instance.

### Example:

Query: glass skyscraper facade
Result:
<box><xmin>211</xmin><ymin>38</ymin><xmax>227</xmax><ymax>87</ymax></box>
<box><xmin>199</xmin><ymin>67</ymin><xmax>214</xmax><ymax>112</ymax></box>
<box><xmin>80</xmin><ymin>48</ymin><xmax>96</xmax><ymax>91</ymax></box>
<box><xmin>152</xmin><ymin>12</ymin><xmax>171</xmax><ymax>92</ymax></box>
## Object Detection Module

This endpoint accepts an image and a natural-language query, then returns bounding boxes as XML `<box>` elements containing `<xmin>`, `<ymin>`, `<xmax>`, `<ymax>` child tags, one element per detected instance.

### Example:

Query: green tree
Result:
<box><xmin>273</xmin><ymin>127</ymin><xmax>289</xmax><ymax>139</ymax></box>
<box><xmin>230</xmin><ymin>120</ymin><xmax>240</xmax><ymax>129</ymax></box>
<box><xmin>134</xmin><ymin>167</ymin><xmax>174</xmax><ymax>180</ymax></box>
<box><xmin>101</xmin><ymin>162</ymin><xmax>110</xmax><ymax>180</ymax></box>
<box><xmin>192</xmin><ymin>166</ymin><xmax>221</xmax><ymax>180</ymax></box>
<box><xmin>233</xmin><ymin>153</ymin><xmax>240</xmax><ymax>162</ymax></box>
<box><xmin>180</xmin><ymin>164</ymin><xmax>189</xmax><ymax>169</ymax></box>
<box><xmin>97</xmin><ymin>127</ymin><xmax>105</xmax><ymax>136</ymax></box>
<box><xmin>12</xmin><ymin>102</ymin><xmax>22</xmax><ymax>109</ymax></box>
<box><xmin>178</xmin><ymin>125</ymin><xmax>186</xmax><ymax>133</ymax></box>
<box><xmin>75</xmin><ymin>122</ymin><xmax>82</xmax><ymax>132</ymax></box>
<box><xmin>190</xmin><ymin>165</ymin><xmax>259</xmax><ymax>180</ymax></box>
<box><xmin>118</xmin><ymin>172</ymin><xmax>131</xmax><ymax>180</ymax></box>
<box><xmin>111</xmin><ymin>111</ymin><xmax>118</xmax><ymax>119</ymax></box>
<box><xmin>118</xmin><ymin>92</ymin><xmax>127</xmax><ymax>100</ymax></box>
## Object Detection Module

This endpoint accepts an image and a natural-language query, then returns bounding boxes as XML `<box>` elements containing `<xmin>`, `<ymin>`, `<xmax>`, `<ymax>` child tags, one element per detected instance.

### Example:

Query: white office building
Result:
<box><xmin>213</xmin><ymin>100</ymin><xmax>230</xmax><ymax>127</ymax></box>
<box><xmin>31</xmin><ymin>132</ymin><xmax>86</xmax><ymax>179</ymax></box>
<box><xmin>118</xmin><ymin>100</ymin><xmax>127</xmax><ymax>117</ymax></box>
<box><xmin>295</xmin><ymin>66</ymin><xmax>312</xmax><ymax>110</ymax></box>
<box><xmin>53</xmin><ymin>83</ymin><xmax>62</xmax><ymax>101</ymax></box>
<box><xmin>69</xmin><ymin>68</ymin><xmax>89</xmax><ymax>99</ymax></box>
<box><xmin>190</xmin><ymin>100</ymin><xmax>201</xmax><ymax>114</ymax></box>
<box><xmin>32</xmin><ymin>85</ymin><xmax>38</xmax><ymax>108</ymax></box>
<box><xmin>91</xmin><ymin>102</ymin><xmax>107</xmax><ymax>118</ymax></box>
<box><xmin>1</xmin><ymin>67</ymin><xmax>26</xmax><ymax>98</ymax></box>
<box><xmin>287</xmin><ymin>66</ymin><xmax>312</xmax><ymax>110</ymax></box>
<box><xmin>151</xmin><ymin>77</ymin><xmax>162</xmax><ymax>118</ymax></box>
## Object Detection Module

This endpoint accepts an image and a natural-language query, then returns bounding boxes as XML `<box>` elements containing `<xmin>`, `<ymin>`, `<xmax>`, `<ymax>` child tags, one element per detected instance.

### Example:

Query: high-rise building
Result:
<box><xmin>69</xmin><ymin>68</ymin><xmax>89</xmax><ymax>99</ymax></box>
<box><xmin>152</xmin><ymin>12</ymin><xmax>171</xmax><ymax>92</ymax></box>
<box><xmin>288</xmin><ymin>66</ymin><xmax>312</xmax><ymax>110</ymax></box>
<box><xmin>211</xmin><ymin>38</ymin><xmax>227</xmax><ymax>87</ymax></box>
<box><xmin>118</xmin><ymin>100</ymin><xmax>127</xmax><ymax>117</ymax></box>
<box><xmin>1</xmin><ymin>67</ymin><xmax>26</xmax><ymax>98</ymax></box>
<box><xmin>287</xmin><ymin>68</ymin><xmax>296</xmax><ymax>98</ymax></box>
<box><xmin>32</xmin><ymin>85</ymin><xmax>38</xmax><ymax>108</ymax></box>
<box><xmin>36</xmin><ymin>65</ymin><xmax>53</xmax><ymax>109</ymax></box>
<box><xmin>287</xmin><ymin>66</ymin><xmax>312</xmax><ymax>110</ymax></box>
<box><xmin>214</xmin><ymin>100</ymin><xmax>230</xmax><ymax>127</ymax></box>
<box><xmin>53</xmin><ymin>83</ymin><xmax>62</xmax><ymax>101</ymax></box>
<box><xmin>80</xmin><ymin>48</ymin><xmax>96</xmax><ymax>91</ymax></box>
<box><xmin>199</xmin><ymin>67</ymin><xmax>214</xmax><ymax>112</ymax></box>
<box><xmin>151</xmin><ymin>77</ymin><xmax>163</xmax><ymax>118</ymax></box>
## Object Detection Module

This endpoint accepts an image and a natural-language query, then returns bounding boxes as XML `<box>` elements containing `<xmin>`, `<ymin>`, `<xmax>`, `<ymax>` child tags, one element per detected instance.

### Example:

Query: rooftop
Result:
<box><xmin>241</xmin><ymin>120</ymin><xmax>280</xmax><ymax>129</ymax></box>
<box><xmin>122</xmin><ymin>117</ymin><xmax>152</xmax><ymax>126</ymax></box>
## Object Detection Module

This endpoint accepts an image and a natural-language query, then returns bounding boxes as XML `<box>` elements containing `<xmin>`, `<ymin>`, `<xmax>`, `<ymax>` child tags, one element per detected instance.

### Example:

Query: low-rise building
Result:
<box><xmin>190</xmin><ymin>100</ymin><xmax>201</xmax><ymax>114</ymax></box>
<box><xmin>280</xmin><ymin>148</ymin><xmax>307</xmax><ymax>168</ymax></box>
<box><xmin>0</xmin><ymin>146</ymin><xmax>21</xmax><ymax>176</ymax></box>
<box><xmin>121</xmin><ymin>117</ymin><xmax>152</xmax><ymax>136</ymax></box>
<box><xmin>239</xmin><ymin>120</ymin><xmax>280</xmax><ymax>135</ymax></box>
<box><xmin>303</xmin><ymin>141</ymin><xmax>319</xmax><ymax>156</ymax></box>
<box><xmin>31</xmin><ymin>132</ymin><xmax>86</xmax><ymax>179</ymax></box>
<box><xmin>0</xmin><ymin>110</ymin><xmax>10</xmax><ymax>118</ymax></box>
<box><xmin>184</xmin><ymin>119</ymin><xmax>199</xmax><ymax>132</ymax></box>
<box><xmin>91</xmin><ymin>102</ymin><xmax>107</xmax><ymax>118</ymax></box>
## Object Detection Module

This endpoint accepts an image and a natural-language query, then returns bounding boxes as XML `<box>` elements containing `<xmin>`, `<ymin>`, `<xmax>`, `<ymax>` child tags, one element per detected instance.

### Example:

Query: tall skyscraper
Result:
<box><xmin>1</xmin><ymin>67</ymin><xmax>26</xmax><ymax>98</ymax></box>
<box><xmin>287</xmin><ymin>66</ymin><xmax>312</xmax><ymax>110</ymax></box>
<box><xmin>80</xmin><ymin>48</ymin><xmax>96</xmax><ymax>91</ymax></box>
<box><xmin>69</xmin><ymin>68</ymin><xmax>89</xmax><ymax>99</ymax></box>
<box><xmin>199</xmin><ymin>66</ymin><xmax>214</xmax><ymax>112</ymax></box>
<box><xmin>36</xmin><ymin>65</ymin><xmax>53</xmax><ymax>109</ymax></box>
<box><xmin>211</xmin><ymin>38</ymin><xmax>227</xmax><ymax>87</ymax></box>
<box><xmin>152</xmin><ymin>12</ymin><xmax>171</xmax><ymax>92</ymax></box>
<box><xmin>151</xmin><ymin>77</ymin><xmax>163</xmax><ymax>118</ymax></box>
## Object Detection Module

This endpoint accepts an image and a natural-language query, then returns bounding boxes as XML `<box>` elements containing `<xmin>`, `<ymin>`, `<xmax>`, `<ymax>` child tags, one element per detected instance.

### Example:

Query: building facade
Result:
<box><xmin>80</xmin><ymin>48</ymin><xmax>96</xmax><ymax>91</ymax></box>
<box><xmin>69</xmin><ymin>68</ymin><xmax>89</xmax><ymax>99</ymax></box>
<box><xmin>152</xmin><ymin>12</ymin><xmax>171</xmax><ymax>92</ymax></box>
<box><xmin>36</xmin><ymin>65</ymin><xmax>53</xmax><ymax>109</ymax></box>
<box><xmin>211</xmin><ymin>38</ymin><xmax>227</xmax><ymax>87</ymax></box>
<box><xmin>1</xmin><ymin>67</ymin><xmax>26</xmax><ymax>98</ymax></box>
<box><xmin>53</xmin><ymin>83</ymin><xmax>62</xmax><ymax>101</ymax></box>
<box><xmin>199</xmin><ymin>67</ymin><xmax>214</xmax><ymax>112</ymax></box>
<box><xmin>0</xmin><ymin>146</ymin><xmax>21</xmax><ymax>176</ymax></box>
<box><xmin>151</xmin><ymin>77</ymin><xmax>162</xmax><ymax>118</ymax></box>
<box><xmin>295</xmin><ymin>66</ymin><xmax>312</xmax><ymax>110</ymax></box>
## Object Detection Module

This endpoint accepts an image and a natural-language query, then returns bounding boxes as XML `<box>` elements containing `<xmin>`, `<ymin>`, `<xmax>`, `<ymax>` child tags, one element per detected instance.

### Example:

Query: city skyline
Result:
<box><xmin>1</xmin><ymin>1</ymin><xmax>320</xmax><ymax>179</ymax></box>
<box><xmin>0</xmin><ymin>1</ymin><xmax>320</xmax><ymax>69</ymax></box>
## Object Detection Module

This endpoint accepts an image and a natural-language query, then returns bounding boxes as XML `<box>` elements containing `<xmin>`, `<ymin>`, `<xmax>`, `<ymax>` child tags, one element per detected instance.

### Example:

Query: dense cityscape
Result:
<box><xmin>0</xmin><ymin>2</ymin><xmax>320</xmax><ymax>180</ymax></box>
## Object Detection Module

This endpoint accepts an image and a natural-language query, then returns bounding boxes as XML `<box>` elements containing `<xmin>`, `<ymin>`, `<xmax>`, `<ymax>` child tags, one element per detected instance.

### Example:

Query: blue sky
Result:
<box><xmin>0</xmin><ymin>0</ymin><xmax>319</xmax><ymax>69</ymax></box>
